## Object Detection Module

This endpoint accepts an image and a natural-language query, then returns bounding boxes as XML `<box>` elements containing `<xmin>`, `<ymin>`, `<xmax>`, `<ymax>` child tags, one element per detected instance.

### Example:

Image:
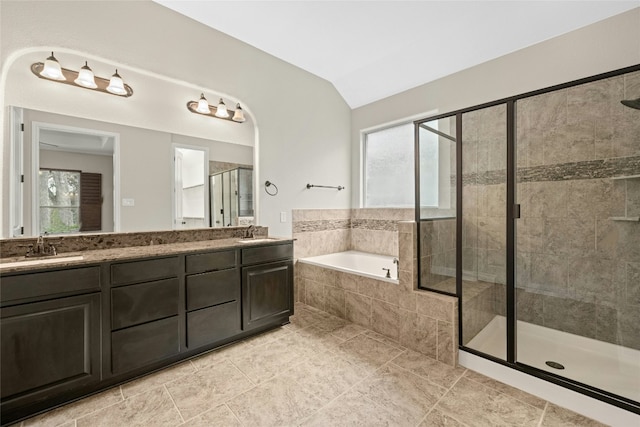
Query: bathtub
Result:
<box><xmin>298</xmin><ymin>250</ymin><xmax>399</xmax><ymax>284</ymax></box>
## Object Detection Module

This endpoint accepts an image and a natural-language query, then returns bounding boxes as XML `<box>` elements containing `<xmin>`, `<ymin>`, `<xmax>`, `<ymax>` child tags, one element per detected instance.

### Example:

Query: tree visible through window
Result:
<box><xmin>39</xmin><ymin>169</ymin><xmax>81</xmax><ymax>234</ymax></box>
<box><xmin>364</xmin><ymin>122</ymin><xmax>438</xmax><ymax>207</ymax></box>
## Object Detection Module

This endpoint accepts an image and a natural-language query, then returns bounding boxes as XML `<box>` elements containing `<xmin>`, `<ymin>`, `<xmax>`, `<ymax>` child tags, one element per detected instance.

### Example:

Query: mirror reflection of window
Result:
<box><xmin>39</xmin><ymin>169</ymin><xmax>81</xmax><ymax>234</ymax></box>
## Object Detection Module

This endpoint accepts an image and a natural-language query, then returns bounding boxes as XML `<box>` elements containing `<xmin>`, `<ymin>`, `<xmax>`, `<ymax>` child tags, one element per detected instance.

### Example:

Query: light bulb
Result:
<box><xmin>215</xmin><ymin>98</ymin><xmax>229</xmax><ymax>118</ymax></box>
<box><xmin>196</xmin><ymin>93</ymin><xmax>210</xmax><ymax>114</ymax></box>
<box><xmin>232</xmin><ymin>103</ymin><xmax>246</xmax><ymax>122</ymax></box>
<box><xmin>40</xmin><ymin>52</ymin><xmax>66</xmax><ymax>81</ymax></box>
<box><xmin>106</xmin><ymin>69</ymin><xmax>127</xmax><ymax>95</ymax></box>
<box><xmin>74</xmin><ymin>61</ymin><xmax>97</xmax><ymax>88</ymax></box>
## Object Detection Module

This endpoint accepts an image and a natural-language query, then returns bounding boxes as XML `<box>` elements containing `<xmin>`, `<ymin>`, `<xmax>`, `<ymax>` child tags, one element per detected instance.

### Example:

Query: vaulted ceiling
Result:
<box><xmin>154</xmin><ymin>1</ymin><xmax>639</xmax><ymax>108</ymax></box>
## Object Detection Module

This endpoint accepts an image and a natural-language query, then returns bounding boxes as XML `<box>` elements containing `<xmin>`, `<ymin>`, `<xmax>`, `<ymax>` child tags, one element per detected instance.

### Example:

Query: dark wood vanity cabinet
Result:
<box><xmin>185</xmin><ymin>250</ymin><xmax>241</xmax><ymax>349</ymax></box>
<box><xmin>109</xmin><ymin>256</ymin><xmax>181</xmax><ymax>375</ymax></box>
<box><xmin>241</xmin><ymin>243</ymin><xmax>294</xmax><ymax>331</ymax></box>
<box><xmin>0</xmin><ymin>267</ymin><xmax>102</xmax><ymax>419</ymax></box>
<box><xmin>0</xmin><ymin>240</ymin><xmax>294</xmax><ymax>426</ymax></box>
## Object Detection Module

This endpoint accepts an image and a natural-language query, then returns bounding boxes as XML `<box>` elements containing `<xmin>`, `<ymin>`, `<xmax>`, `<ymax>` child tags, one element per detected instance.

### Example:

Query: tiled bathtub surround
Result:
<box><xmin>292</xmin><ymin>208</ymin><xmax>414</xmax><ymax>259</ymax></box>
<box><xmin>0</xmin><ymin>227</ymin><xmax>268</xmax><ymax>259</ymax></box>
<box><xmin>296</xmin><ymin>221</ymin><xmax>459</xmax><ymax>367</ymax></box>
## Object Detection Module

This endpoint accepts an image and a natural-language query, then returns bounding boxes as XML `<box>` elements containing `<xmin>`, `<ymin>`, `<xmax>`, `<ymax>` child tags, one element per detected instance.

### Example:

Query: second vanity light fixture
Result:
<box><xmin>31</xmin><ymin>52</ymin><xmax>133</xmax><ymax>97</ymax></box>
<box><xmin>187</xmin><ymin>93</ymin><xmax>246</xmax><ymax>123</ymax></box>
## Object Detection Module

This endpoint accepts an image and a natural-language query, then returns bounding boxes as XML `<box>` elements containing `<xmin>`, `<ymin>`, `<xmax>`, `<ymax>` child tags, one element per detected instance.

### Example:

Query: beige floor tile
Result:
<box><xmin>121</xmin><ymin>361</ymin><xmax>196</xmax><ymax>399</ymax></box>
<box><xmin>165</xmin><ymin>359</ymin><xmax>254</xmax><ymax>421</ymax></box>
<box><xmin>23</xmin><ymin>387</ymin><xmax>123</xmax><ymax>427</ymax></box>
<box><xmin>230</xmin><ymin>337</ymin><xmax>306</xmax><ymax>383</ymax></box>
<box><xmin>419</xmin><ymin>409</ymin><xmax>468</xmax><ymax>426</ymax></box>
<box><xmin>329</xmin><ymin>322</ymin><xmax>368</xmax><ymax>340</ymax></box>
<box><xmin>463</xmin><ymin>369</ymin><xmax>546</xmax><ymax>409</ymax></box>
<box><xmin>355</xmin><ymin>363</ymin><xmax>447</xmax><ymax>425</ymax></box>
<box><xmin>180</xmin><ymin>404</ymin><xmax>241</xmax><ymax>427</ymax></box>
<box><xmin>436</xmin><ymin>377</ymin><xmax>543</xmax><ymax>427</ymax></box>
<box><xmin>189</xmin><ymin>340</ymin><xmax>252</xmax><ymax>370</ymax></box>
<box><xmin>76</xmin><ymin>387</ymin><xmax>182</xmax><ymax>427</ymax></box>
<box><xmin>363</xmin><ymin>329</ymin><xmax>406</xmax><ymax>349</ymax></box>
<box><xmin>300</xmin><ymin>389</ymin><xmax>407</xmax><ymax>427</ymax></box>
<box><xmin>335</xmin><ymin>334</ymin><xmax>405</xmax><ymax>374</ymax></box>
<box><xmin>293</xmin><ymin>325</ymin><xmax>346</xmax><ymax>351</ymax></box>
<box><xmin>540</xmin><ymin>403</ymin><xmax>608</xmax><ymax>427</ymax></box>
<box><xmin>391</xmin><ymin>349</ymin><xmax>466</xmax><ymax>388</ymax></box>
<box><xmin>242</xmin><ymin>326</ymin><xmax>291</xmax><ymax>347</ymax></box>
<box><xmin>312</xmin><ymin>311</ymin><xmax>350</xmax><ymax>332</ymax></box>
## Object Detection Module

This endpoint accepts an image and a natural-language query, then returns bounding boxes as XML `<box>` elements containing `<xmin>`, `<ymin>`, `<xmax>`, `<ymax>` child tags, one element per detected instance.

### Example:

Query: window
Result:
<box><xmin>39</xmin><ymin>169</ymin><xmax>81</xmax><ymax>234</ymax></box>
<box><xmin>364</xmin><ymin>122</ymin><xmax>439</xmax><ymax>207</ymax></box>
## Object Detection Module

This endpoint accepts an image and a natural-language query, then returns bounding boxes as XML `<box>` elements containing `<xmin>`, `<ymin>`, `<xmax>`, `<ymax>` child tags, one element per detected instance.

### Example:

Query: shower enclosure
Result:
<box><xmin>415</xmin><ymin>65</ymin><xmax>640</xmax><ymax>413</ymax></box>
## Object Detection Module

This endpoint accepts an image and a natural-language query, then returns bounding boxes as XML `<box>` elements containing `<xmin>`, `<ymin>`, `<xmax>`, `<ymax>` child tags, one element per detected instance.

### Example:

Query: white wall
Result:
<box><xmin>1</xmin><ymin>0</ymin><xmax>351</xmax><ymax>238</ymax></box>
<box><xmin>350</xmin><ymin>7</ymin><xmax>640</xmax><ymax>206</ymax></box>
<box><xmin>40</xmin><ymin>149</ymin><xmax>114</xmax><ymax>233</ymax></box>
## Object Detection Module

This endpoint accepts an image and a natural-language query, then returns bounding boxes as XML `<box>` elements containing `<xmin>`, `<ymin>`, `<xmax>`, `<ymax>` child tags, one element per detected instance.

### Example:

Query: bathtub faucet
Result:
<box><xmin>393</xmin><ymin>258</ymin><xmax>399</xmax><ymax>279</ymax></box>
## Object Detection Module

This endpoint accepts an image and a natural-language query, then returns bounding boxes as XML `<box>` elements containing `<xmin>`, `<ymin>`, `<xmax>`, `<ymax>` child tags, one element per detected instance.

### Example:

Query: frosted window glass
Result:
<box><xmin>364</xmin><ymin>123</ymin><xmax>438</xmax><ymax>207</ymax></box>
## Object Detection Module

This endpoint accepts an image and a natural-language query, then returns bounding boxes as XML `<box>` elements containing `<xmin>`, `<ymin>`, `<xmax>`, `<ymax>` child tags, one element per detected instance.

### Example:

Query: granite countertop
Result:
<box><xmin>0</xmin><ymin>237</ymin><xmax>293</xmax><ymax>274</ymax></box>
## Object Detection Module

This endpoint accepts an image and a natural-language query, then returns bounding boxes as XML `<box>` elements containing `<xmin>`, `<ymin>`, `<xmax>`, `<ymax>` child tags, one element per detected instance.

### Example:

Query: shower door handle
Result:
<box><xmin>513</xmin><ymin>204</ymin><xmax>521</xmax><ymax>219</ymax></box>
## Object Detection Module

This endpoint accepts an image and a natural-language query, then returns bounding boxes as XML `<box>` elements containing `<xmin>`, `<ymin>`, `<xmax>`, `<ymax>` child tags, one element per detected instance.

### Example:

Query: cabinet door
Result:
<box><xmin>1</xmin><ymin>293</ymin><xmax>101</xmax><ymax>410</ymax></box>
<box><xmin>242</xmin><ymin>260</ymin><xmax>293</xmax><ymax>331</ymax></box>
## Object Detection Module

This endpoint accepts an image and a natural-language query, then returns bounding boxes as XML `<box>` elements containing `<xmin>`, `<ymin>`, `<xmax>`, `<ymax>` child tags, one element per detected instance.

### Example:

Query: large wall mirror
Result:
<box><xmin>2</xmin><ymin>49</ymin><xmax>256</xmax><ymax>238</ymax></box>
<box><xmin>7</xmin><ymin>107</ymin><xmax>254</xmax><ymax>237</ymax></box>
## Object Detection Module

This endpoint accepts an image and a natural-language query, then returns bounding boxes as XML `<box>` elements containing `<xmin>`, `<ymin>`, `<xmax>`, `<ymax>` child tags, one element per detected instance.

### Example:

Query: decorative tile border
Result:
<box><xmin>351</xmin><ymin>219</ymin><xmax>398</xmax><ymax>232</ymax></box>
<box><xmin>462</xmin><ymin>155</ymin><xmax>640</xmax><ymax>185</ymax></box>
<box><xmin>292</xmin><ymin>219</ymin><xmax>351</xmax><ymax>233</ymax></box>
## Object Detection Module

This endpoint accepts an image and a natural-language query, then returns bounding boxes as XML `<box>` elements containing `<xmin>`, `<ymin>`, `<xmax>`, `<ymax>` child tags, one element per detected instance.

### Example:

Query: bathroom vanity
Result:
<box><xmin>0</xmin><ymin>238</ymin><xmax>294</xmax><ymax>425</ymax></box>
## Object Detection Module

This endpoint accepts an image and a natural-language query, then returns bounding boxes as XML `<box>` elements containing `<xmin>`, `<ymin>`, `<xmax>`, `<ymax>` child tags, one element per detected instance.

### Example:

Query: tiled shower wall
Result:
<box><xmin>514</xmin><ymin>70</ymin><xmax>640</xmax><ymax>350</ymax></box>
<box><xmin>458</xmin><ymin>70</ymin><xmax>640</xmax><ymax>350</ymax></box>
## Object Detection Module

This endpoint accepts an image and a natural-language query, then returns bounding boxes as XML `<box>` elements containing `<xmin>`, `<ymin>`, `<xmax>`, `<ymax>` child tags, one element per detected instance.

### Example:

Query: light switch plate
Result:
<box><xmin>122</xmin><ymin>198</ymin><xmax>135</xmax><ymax>207</ymax></box>
<box><xmin>280</xmin><ymin>211</ymin><xmax>286</xmax><ymax>222</ymax></box>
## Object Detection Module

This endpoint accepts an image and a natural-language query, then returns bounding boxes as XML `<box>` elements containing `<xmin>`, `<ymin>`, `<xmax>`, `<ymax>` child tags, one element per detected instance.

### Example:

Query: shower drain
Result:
<box><xmin>545</xmin><ymin>361</ymin><xmax>565</xmax><ymax>370</ymax></box>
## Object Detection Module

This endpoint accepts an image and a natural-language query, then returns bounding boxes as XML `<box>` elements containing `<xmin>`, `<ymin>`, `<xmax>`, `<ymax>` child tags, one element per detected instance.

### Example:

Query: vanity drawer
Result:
<box><xmin>187</xmin><ymin>301</ymin><xmax>240</xmax><ymax>349</ymax></box>
<box><xmin>110</xmin><ymin>256</ymin><xmax>179</xmax><ymax>286</ymax></box>
<box><xmin>185</xmin><ymin>250</ymin><xmax>237</xmax><ymax>274</ymax></box>
<box><xmin>241</xmin><ymin>243</ymin><xmax>293</xmax><ymax>265</ymax></box>
<box><xmin>1</xmin><ymin>267</ymin><xmax>101</xmax><ymax>305</ymax></box>
<box><xmin>186</xmin><ymin>268</ymin><xmax>239</xmax><ymax>311</ymax></box>
<box><xmin>111</xmin><ymin>316</ymin><xmax>179</xmax><ymax>374</ymax></box>
<box><xmin>111</xmin><ymin>278</ymin><xmax>179</xmax><ymax>330</ymax></box>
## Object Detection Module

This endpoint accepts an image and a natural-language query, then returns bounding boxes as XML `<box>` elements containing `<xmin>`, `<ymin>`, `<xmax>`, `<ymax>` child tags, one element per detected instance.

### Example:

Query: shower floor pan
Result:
<box><xmin>466</xmin><ymin>315</ymin><xmax>640</xmax><ymax>402</ymax></box>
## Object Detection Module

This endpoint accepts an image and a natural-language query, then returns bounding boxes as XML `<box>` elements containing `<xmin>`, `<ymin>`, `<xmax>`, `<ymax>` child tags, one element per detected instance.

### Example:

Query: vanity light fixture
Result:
<box><xmin>106</xmin><ymin>70</ymin><xmax>127</xmax><ymax>95</ymax></box>
<box><xmin>195</xmin><ymin>93</ymin><xmax>211</xmax><ymax>114</ymax></box>
<box><xmin>215</xmin><ymin>98</ymin><xmax>229</xmax><ymax>118</ymax></box>
<box><xmin>232</xmin><ymin>103</ymin><xmax>246</xmax><ymax>122</ymax></box>
<box><xmin>40</xmin><ymin>52</ymin><xmax>65</xmax><ymax>80</ymax></box>
<box><xmin>186</xmin><ymin>94</ymin><xmax>247</xmax><ymax>123</ymax></box>
<box><xmin>31</xmin><ymin>52</ymin><xmax>133</xmax><ymax>97</ymax></box>
<box><xmin>74</xmin><ymin>61</ymin><xmax>97</xmax><ymax>88</ymax></box>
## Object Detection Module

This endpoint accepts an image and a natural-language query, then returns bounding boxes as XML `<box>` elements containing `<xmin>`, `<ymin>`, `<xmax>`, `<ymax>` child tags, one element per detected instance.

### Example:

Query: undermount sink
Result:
<box><xmin>0</xmin><ymin>255</ymin><xmax>84</xmax><ymax>270</ymax></box>
<box><xmin>237</xmin><ymin>238</ymin><xmax>277</xmax><ymax>244</ymax></box>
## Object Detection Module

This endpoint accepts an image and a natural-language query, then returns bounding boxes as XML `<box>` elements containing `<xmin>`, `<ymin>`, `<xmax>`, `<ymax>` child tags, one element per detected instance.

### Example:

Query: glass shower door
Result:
<box><xmin>460</xmin><ymin>104</ymin><xmax>508</xmax><ymax>360</ymax></box>
<box><xmin>515</xmin><ymin>71</ymin><xmax>640</xmax><ymax>403</ymax></box>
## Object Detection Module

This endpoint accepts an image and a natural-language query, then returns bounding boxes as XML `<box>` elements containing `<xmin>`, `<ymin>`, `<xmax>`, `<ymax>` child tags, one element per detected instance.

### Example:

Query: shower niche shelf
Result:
<box><xmin>609</xmin><ymin>174</ymin><xmax>639</xmax><ymax>222</ymax></box>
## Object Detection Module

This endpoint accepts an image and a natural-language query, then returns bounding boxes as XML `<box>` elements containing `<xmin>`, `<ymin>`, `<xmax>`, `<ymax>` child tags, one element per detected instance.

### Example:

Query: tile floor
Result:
<box><xmin>14</xmin><ymin>303</ymin><xmax>607</xmax><ymax>427</ymax></box>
